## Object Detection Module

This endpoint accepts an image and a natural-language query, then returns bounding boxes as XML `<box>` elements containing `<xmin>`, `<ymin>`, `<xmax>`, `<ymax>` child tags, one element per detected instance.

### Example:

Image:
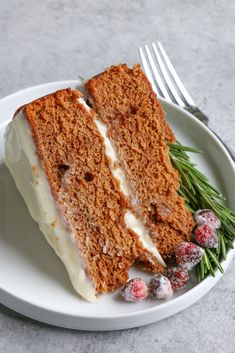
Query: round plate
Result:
<box><xmin>0</xmin><ymin>81</ymin><xmax>234</xmax><ymax>331</ymax></box>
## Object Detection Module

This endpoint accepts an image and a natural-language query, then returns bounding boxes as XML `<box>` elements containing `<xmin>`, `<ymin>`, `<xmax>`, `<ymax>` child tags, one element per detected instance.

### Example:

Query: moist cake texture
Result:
<box><xmin>5</xmin><ymin>64</ymin><xmax>195</xmax><ymax>302</ymax></box>
<box><xmin>5</xmin><ymin>88</ymin><xmax>164</xmax><ymax>301</ymax></box>
<box><xmin>86</xmin><ymin>64</ymin><xmax>194</xmax><ymax>261</ymax></box>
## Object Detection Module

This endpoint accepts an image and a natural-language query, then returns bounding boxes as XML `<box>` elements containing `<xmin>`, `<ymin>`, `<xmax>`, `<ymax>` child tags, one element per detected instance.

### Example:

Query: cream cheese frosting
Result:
<box><xmin>4</xmin><ymin>110</ymin><xmax>97</xmax><ymax>302</ymax></box>
<box><xmin>4</xmin><ymin>94</ymin><xmax>165</xmax><ymax>303</ymax></box>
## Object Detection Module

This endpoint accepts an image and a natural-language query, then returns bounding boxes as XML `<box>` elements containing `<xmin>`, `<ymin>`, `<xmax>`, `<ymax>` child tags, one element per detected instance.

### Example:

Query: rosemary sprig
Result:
<box><xmin>169</xmin><ymin>141</ymin><xmax>235</xmax><ymax>281</ymax></box>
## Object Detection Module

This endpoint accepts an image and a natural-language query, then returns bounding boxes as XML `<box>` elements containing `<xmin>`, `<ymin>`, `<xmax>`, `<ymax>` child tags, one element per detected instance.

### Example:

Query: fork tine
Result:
<box><xmin>139</xmin><ymin>47</ymin><xmax>160</xmax><ymax>96</ymax></box>
<box><xmin>157</xmin><ymin>42</ymin><xmax>195</xmax><ymax>107</ymax></box>
<box><xmin>152</xmin><ymin>43</ymin><xmax>185</xmax><ymax>108</ymax></box>
<box><xmin>144</xmin><ymin>45</ymin><xmax>171</xmax><ymax>101</ymax></box>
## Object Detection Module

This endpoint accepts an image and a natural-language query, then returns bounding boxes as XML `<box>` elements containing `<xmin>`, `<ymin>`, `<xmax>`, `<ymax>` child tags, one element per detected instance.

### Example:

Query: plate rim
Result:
<box><xmin>0</xmin><ymin>80</ymin><xmax>234</xmax><ymax>329</ymax></box>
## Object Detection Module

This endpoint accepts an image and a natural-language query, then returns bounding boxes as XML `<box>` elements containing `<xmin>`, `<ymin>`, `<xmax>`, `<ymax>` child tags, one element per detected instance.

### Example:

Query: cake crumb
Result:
<box><xmin>32</xmin><ymin>165</ymin><xmax>39</xmax><ymax>177</ymax></box>
<box><xmin>51</xmin><ymin>221</ymin><xmax>57</xmax><ymax>228</ymax></box>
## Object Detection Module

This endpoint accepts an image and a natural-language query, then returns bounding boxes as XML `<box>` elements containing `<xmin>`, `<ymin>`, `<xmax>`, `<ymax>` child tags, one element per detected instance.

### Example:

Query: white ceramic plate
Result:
<box><xmin>0</xmin><ymin>81</ymin><xmax>234</xmax><ymax>331</ymax></box>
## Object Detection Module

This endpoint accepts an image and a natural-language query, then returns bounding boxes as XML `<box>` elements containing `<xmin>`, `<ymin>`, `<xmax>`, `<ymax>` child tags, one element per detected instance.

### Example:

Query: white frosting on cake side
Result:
<box><xmin>4</xmin><ymin>110</ymin><xmax>97</xmax><ymax>302</ymax></box>
<box><xmin>78</xmin><ymin>98</ymin><xmax>165</xmax><ymax>267</ymax></box>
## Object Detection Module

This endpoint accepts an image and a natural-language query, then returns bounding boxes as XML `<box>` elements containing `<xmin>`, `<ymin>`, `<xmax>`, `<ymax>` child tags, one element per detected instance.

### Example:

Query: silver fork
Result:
<box><xmin>139</xmin><ymin>42</ymin><xmax>235</xmax><ymax>162</ymax></box>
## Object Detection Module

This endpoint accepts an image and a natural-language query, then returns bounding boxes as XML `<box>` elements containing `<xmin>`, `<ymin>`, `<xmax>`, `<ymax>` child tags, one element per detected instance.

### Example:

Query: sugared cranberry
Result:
<box><xmin>120</xmin><ymin>278</ymin><xmax>148</xmax><ymax>302</ymax></box>
<box><xmin>194</xmin><ymin>223</ymin><xmax>218</xmax><ymax>248</ymax></box>
<box><xmin>194</xmin><ymin>209</ymin><xmax>221</xmax><ymax>229</ymax></box>
<box><xmin>175</xmin><ymin>241</ymin><xmax>204</xmax><ymax>271</ymax></box>
<box><xmin>166</xmin><ymin>267</ymin><xmax>189</xmax><ymax>291</ymax></box>
<box><xmin>148</xmin><ymin>274</ymin><xmax>173</xmax><ymax>300</ymax></box>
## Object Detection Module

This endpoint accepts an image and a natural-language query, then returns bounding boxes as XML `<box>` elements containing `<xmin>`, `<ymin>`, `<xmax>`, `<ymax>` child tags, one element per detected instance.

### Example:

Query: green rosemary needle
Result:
<box><xmin>168</xmin><ymin>141</ymin><xmax>235</xmax><ymax>281</ymax></box>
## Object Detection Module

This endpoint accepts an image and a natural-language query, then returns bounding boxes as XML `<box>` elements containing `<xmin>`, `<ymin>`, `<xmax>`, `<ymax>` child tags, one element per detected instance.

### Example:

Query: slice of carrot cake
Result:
<box><xmin>4</xmin><ymin>88</ymin><xmax>164</xmax><ymax>302</ymax></box>
<box><xmin>85</xmin><ymin>64</ymin><xmax>194</xmax><ymax>262</ymax></box>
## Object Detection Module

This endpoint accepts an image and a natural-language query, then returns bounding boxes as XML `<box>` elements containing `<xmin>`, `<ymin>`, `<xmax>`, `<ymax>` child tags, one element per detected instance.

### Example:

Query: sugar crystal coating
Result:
<box><xmin>148</xmin><ymin>274</ymin><xmax>173</xmax><ymax>299</ymax></box>
<box><xmin>194</xmin><ymin>224</ymin><xmax>218</xmax><ymax>248</ymax></box>
<box><xmin>120</xmin><ymin>278</ymin><xmax>148</xmax><ymax>302</ymax></box>
<box><xmin>194</xmin><ymin>209</ymin><xmax>221</xmax><ymax>229</ymax></box>
<box><xmin>166</xmin><ymin>267</ymin><xmax>189</xmax><ymax>291</ymax></box>
<box><xmin>175</xmin><ymin>241</ymin><xmax>204</xmax><ymax>271</ymax></box>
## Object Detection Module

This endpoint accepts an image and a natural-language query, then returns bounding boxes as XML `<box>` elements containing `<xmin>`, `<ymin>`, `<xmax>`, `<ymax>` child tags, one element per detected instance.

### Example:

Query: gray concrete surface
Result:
<box><xmin>0</xmin><ymin>1</ymin><xmax>235</xmax><ymax>352</ymax></box>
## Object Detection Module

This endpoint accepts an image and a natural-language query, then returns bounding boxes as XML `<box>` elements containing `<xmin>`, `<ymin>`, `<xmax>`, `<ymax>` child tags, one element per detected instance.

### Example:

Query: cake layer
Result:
<box><xmin>85</xmin><ymin>64</ymin><xmax>194</xmax><ymax>261</ymax></box>
<box><xmin>5</xmin><ymin>109</ymin><xmax>97</xmax><ymax>302</ymax></box>
<box><xmin>5</xmin><ymin>88</ymin><xmax>164</xmax><ymax>301</ymax></box>
<box><xmin>80</xmin><ymin>99</ymin><xmax>165</xmax><ymax>267</ymax></box>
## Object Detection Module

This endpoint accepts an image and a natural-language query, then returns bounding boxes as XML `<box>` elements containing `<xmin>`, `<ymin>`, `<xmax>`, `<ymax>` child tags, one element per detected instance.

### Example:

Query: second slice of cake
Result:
<box><xmin>85</xmin><ymin>64</ymin><xmax>194</xmax><ymax>262</ymax></box>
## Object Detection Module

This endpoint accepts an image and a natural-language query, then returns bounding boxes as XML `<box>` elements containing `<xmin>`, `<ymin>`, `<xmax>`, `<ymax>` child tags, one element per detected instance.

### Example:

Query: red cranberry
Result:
<box><xmin>120</xmin><ymin>278</ymin><xmax>148</xmax><ymax>302</ymax></box>
<box><xmin>194</xmin><ymin>224</ymin><xmax>218</xmax><ymax>248</ymax></box>
<box><xmin>148</xmin><ymin>274</ymin><xmax>173</xmax><ymax>300</ymax></box>
<box><xmin>175</xmin><ymin>241</ymin><xmax>204</xmax><ymax>271</ymax></box>
<box><xmin>194</xmin><ymin>209</ymin><xmax>221</xmax><ymax>229</ymax></box>
<box><xmin>166</xmin><ymin>267</ymin><xmax>189</xmax><ymax>291</ymax></box>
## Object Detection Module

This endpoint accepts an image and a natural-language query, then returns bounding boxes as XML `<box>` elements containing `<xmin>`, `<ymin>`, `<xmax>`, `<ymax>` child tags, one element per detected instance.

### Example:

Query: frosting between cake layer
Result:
<box><xmin>94</xmin><ymin>118</ymin><xmax>165</xmax><ymax>266</ymax></box>
<box><xmin>4</xmin><ymin>110</ymin><xmax>97</xmax><ymax>302</ymax></box>
<box><xmin>78</xmin><ymin>98</ymin><xmax>165</xmax><ymax>267</ymax></box>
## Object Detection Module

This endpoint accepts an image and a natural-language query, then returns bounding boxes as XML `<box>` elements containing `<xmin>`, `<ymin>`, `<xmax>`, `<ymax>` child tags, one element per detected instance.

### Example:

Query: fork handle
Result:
<box><xmin>186</xmin><ymin>106</ymin><xmax>209</xmax><ymax>125</ymax></box>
